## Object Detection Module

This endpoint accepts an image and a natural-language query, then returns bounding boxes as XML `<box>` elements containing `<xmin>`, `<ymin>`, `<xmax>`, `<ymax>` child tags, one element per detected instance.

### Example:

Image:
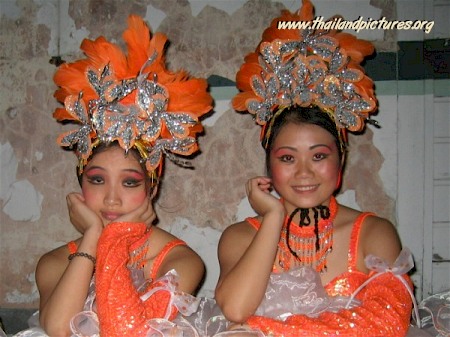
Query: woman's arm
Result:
<box><xmin>93</xmin><ymin>222</ymin><xmax>205</xmax><ymax>335</ymax></box>
<box><xmin>215</xmin><ymin>177</ymin><xmax>286</xmax><ymax>323</ymax></box>
<box><xmin>36</xmin><ymin>228</ymin><xmax>101</xmax><ymax>337</ymax></box>
<box><xmin>358</xmin><ymin>215</ymin><xmax>402</xmax><ymax>272</ymax></box>
<box><xmin>37</xmin><ymin>193</ymin><xmax>103</xmax><ymax>336</ymax></box>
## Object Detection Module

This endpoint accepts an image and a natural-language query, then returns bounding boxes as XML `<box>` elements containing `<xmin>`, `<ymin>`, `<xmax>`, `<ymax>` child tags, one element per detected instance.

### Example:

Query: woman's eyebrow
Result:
<box><xmin>310</xmin><ymin>144</ymin><xmax>332</xmax><ymax>150</ymax></box>
<box><xmin>273</xmin><ymin>146</ymin><xmax>298</xmax><ymax>153</ymax></box>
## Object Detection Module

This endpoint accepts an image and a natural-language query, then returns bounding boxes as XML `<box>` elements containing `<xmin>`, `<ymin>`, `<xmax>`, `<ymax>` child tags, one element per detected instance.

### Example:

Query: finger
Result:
<box><xmin>66</xmin><ymin>192</ymin><xmax>77</xmax><ymax>204</ymax></box>
<box><xmin>246</xmin><ymin>176</ymin><xmax>264</xmax><ymax>192</ymax></box>
<box><xmin>245</xmin><ymin>181</ymin><xmax>251</xmax><ymax>195</ymax></box>
<box><xmin>256</xmin><ymin>177</ymin><xmax>272</xmax><ymax>187</ymax></box>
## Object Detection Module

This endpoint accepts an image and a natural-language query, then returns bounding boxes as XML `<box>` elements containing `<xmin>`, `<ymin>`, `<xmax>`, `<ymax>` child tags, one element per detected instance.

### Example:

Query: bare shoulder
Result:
<box><xmin>150</xmin><ymin>226</ymin><xmax>202</xmax><ymax>259</ymax></box>
<box><xmin>151</xmin><ymin>227</ymin><xmax>205</xmax><ymax>293</ymax></box>
<box><xmin>147</xmin><ymin>227</ymin><xmax>180</xmax><ymax>254</ymax></box>
<box><xmin>153</xmin><ymin>227</ymin><xmax>202</xmax><ymax>262</ymax></box>
<box><xmin>219</xmin><ymin>219</ymin><xmax>257</xmax><ymax>251</ymax></box>
<box><xmin>360</xmin><ymin>213</ymin><xmax>402</xmax><ymax>264</ymax></box>
<box><xmin>217</xmin><ymin>218</ymin><xmax>258</xmax><ymax>270</ymax></box>
<box><xmin>35</xmin><ymin>242</ymin><xmax>74</xmax><ymax>293</ymax></box>
<box><xmin>37</xmin><ymin>244</ymin><xmax>71</xmax><ymax>274</ymax></box>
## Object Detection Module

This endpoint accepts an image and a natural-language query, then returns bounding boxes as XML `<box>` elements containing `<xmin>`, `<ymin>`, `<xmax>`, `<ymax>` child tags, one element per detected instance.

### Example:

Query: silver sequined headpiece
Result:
<box><xmin>232</xmin><ymin>0</ymin><xmax>378</xmax><ymax>146</ymax></box>
<box><xmin>53</xmin><ymin>15</ymin><xmax>213</xmax><ymax>180</ymax></box>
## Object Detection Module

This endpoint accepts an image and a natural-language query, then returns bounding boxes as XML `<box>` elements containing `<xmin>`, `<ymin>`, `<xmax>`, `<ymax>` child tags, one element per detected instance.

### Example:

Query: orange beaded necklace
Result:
<box><xmin>277</xmin><ymin>196</ymin><xmax>337</xmax><ymax>273</ymax></box>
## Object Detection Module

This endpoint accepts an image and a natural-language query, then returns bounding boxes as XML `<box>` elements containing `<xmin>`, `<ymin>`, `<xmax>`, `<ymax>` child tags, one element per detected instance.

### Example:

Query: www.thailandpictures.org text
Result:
<box><xmin>278</xmin><ymin>16</ymin><xmax>435</xmax><ymax>34</ymax></box>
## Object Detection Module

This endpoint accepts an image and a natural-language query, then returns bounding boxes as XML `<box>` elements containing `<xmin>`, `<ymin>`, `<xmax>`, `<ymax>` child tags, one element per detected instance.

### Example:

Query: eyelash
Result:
<box><xmin>313</xmin><ymin>153</ymin><xmax>329</xmax><ymax>161</ymax></box>
<box><xmin>85</xmin><ymin>176</ymin><xmax>144</xmax><ymax>187</ymax></box>
<box><xmin>279</xmin><ymin>154</ymin><xmax>294</xmax><ymax>162</ymax></box>
<box><xmin>86</xmin><ymin>176</ymin><xmax>103</xmax><ymax>184</ymax></box>
<box><xmin>123</xmin><ymin>179</ymin><xmax>143</xmax><ymax>187</ymax></box>
<box><xmin>278</xmin><ymin>153</ymin><xmax>329</xmax><ymax>162</ymax></box>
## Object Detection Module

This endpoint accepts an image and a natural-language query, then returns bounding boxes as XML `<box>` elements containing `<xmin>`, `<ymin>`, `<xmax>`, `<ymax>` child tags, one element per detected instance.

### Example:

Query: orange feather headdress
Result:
<box><xmin>232</xmin><ymin>0</ymin><xmax>377</xmax><ymax>148</ymax></box>
<box><xmin>53</xmin><ymin>15</ymin><xmax>213</xmax><ymax>181</ymax></box>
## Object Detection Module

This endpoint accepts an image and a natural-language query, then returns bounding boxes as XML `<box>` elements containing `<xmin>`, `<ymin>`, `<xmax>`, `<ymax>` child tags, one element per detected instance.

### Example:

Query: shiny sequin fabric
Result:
<box><xmin>245</xmin><ymin>213</ymin><xmax>414</xmax><ymax>337</ymax></box>
<box><xmin>95</xmin><ymin>222</ymin><xmax>179</xmax><ymax>336</ymax></box>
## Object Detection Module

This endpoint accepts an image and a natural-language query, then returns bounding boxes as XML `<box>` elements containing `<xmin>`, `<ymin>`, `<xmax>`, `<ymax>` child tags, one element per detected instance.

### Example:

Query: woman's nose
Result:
<box><xmin>104</xmin><ymin>187</ymin><xmax>121</xmax><ymax>206</ymax></box>
<box><xmin>295</xmin><ymin>161</ymin><xmax>313</xmax><ymax>177</ymax></box>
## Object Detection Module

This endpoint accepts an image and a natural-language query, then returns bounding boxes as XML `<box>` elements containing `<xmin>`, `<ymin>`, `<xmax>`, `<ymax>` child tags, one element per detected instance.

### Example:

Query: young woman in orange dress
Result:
<box><xmin>215</xmin><ymin>1</ymin><xmax>421</xmax><ymax>336</ymax></box>
<box><xmin>14</xmin><ymin>15</ymin><xmax>212</xmax><ymax>337</ymax></box>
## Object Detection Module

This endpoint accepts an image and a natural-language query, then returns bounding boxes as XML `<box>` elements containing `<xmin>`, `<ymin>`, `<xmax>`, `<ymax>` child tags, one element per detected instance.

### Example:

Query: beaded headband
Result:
<box><xmin>53</xmin><ymin>15</ymin><xmax>213</xmax><ymax>182</ymax></box>
<box><xmin>232</xmin><ymin>0</ymin><xmax>377</xmax><ymax>149</ymax></box>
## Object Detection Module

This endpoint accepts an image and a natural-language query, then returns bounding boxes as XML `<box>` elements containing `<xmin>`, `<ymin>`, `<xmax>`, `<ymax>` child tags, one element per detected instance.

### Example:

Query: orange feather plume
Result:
<box><xmin>52</xmin><ymin>14</ymin><xmax>213</xmax><ymax>176</ymax></box>
<box><xmin>232</xmin><ymin>0</ymin><xmax>377</xmax><ymax>134</ymax></box>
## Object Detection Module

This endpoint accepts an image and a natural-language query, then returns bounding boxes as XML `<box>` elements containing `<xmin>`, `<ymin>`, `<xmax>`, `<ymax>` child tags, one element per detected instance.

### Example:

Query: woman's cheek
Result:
<box><xmin>81</xmin><ymin>188</ymin><xmax>96</xmax><ymax>207</ymax></box>
<box><xmin>320</xmin><ymin>162</ymin><xmax>340</xmax><ymax>185</ymax></box>
<box><xmin>130</xmin><ymin>190</ymin><xmax>148</xmax><ymax>205</ymax></box>
<box><xmin>270</xmin><ymin>164</ymin><xmax>288</xmax><ymax>187</ymax></box>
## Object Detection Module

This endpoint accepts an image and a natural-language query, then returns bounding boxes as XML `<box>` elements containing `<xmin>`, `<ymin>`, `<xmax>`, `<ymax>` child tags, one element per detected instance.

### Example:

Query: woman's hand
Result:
<box><xmin>66</xmin><ymin>192</ymin><xmax>103</xmax><ymax>234</ymax></box>
<box><xmin>246</xmin><ymin>176</ymin><xmax>284</xmax><ymax>217</ymax></box>
<box><xmin>116</xmin><ymin>197</ymin><xmax>156</xmax><ymax>227</ymax></box>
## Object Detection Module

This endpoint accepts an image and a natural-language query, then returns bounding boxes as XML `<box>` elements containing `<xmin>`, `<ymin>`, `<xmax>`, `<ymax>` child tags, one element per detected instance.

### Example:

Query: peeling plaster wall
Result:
<box><xmin>0</xmin><ymin>0</ymin><xmax>433</xmax><ymax>308</ymax></box>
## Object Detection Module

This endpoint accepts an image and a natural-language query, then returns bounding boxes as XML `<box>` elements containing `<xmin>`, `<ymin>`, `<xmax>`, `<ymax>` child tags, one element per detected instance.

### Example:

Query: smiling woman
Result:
<box><xmin>213</xmin><ymin>0</ymin><xmax>423</xmax><ymax>335</ymax></box>
<box><xmin>215</xmin><ymin>105</ymin><xmax>414</xmax><ymax>336</ymax></box>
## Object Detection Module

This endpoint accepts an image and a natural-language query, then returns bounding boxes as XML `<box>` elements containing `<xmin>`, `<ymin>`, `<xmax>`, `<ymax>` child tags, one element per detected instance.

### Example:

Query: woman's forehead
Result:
<box><xmin>87</xmin><ymin>146</ymin><xmax>143</xmax><ymax>169</ymax></box>
<box><xmin>274</xmin><ymin>122</ymin><xmax>336</xmax><ymax>144</ymax></box>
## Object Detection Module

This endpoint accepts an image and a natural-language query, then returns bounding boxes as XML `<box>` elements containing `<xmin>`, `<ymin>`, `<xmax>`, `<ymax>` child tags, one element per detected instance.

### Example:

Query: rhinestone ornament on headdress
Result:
<box><xmin>232</xmin><ymin>0</ymin><xmax>378</xmax><ymax>144</ymax></box>
<box><xmin>54</xmin><ymin>15</ymin><xmax>213</xmax><ymax>179</ymax></box>
<box><xmin>59</xmin><ymin>60</ymin><xmax>197</xmax><ymax>173</ymax></box>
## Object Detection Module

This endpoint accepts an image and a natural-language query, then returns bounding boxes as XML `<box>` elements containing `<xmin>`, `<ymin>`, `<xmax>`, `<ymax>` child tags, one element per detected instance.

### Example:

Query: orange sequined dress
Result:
<box><xmin>245</xmin><ymin>213</ymin><xmax>414</xmax><ymax>337</ymax></box>
<box><xmin>67</xmin><ymin>222</ymin><xmax>201</xmax><ymax>336</ymax></box>
<box><xmin>13</xmin><ymin>222</ymin><xmax>200</xmax><ymax>337</ymax></box>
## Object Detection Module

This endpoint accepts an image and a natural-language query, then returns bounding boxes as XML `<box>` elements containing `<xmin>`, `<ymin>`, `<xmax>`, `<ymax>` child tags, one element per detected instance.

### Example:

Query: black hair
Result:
<box><xmin>263</xmin><ymin>106</ymin><xmax>345</xmax><ymax>175</ymax></box>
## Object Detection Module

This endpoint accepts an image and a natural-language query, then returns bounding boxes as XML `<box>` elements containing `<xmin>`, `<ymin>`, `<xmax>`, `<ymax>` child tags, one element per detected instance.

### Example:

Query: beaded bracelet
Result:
<box><xmin>68</xmin><ymin>252</ymin><xmax>96</xmax><ymax>266</ymax></box>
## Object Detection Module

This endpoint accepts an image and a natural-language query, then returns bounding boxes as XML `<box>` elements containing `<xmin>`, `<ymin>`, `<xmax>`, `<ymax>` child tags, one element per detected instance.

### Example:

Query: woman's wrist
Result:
<box><xmin>85</xmin><ymin>224</ymin><xmax>103</xmax><ymax>237</ymax></box>
<box><xmin>68</xmin><ymin>251</ymin><xmax>96</xmax><ymax>266</ymax></box>
<box><xmin>262</xmin><ymin>209</ymin><xmax>285</xmax><ymax>228</ymax></box>
<box><xmin>78</xmin><ymin>226</ymin><xmax>102</xmax><ymax>255</ymax></box>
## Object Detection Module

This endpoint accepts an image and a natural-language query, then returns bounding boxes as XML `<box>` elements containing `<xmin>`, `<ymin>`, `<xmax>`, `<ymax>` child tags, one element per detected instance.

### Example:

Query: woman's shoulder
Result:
<box><xmin>149</xmin><ymin>227</ymin><xmax>201</xmax><ymax>262</ymax></box>
<box><xmin>148</xmin><ymin>227</ymin><xmax>205</xmax><ymax>293</ymax></box>
<box><xmin>218</xmin><ymin>219</ymin><xmax>258</xmax><ymax>256</ymax></box>
<box><xmin>358</xmin><ymin>212</ymin><xmax>398</xmax><ymax>237</ymax></box>
<box><xmin>221</xmin><ymin>218</ymin><xmax>259</xmax><ymax>239</ymax></box>
<box><xmin>38</xmin><ymin>239</ymin><xmax>81</xmax><ymax>265</ymax></box>
<box><xmin>35</xmin><ymin>239</ymin><xmax>81</xmax><ymax>287</ymax></box>
<box><xmin>336</xmin><ymin>204</ymin><xmax>393</xmax><ymax>229</ymax></box>
<box><xmin>356</xmin><ymin>211</ymin><xmax>402</xmax><ymax>264</ymax></box>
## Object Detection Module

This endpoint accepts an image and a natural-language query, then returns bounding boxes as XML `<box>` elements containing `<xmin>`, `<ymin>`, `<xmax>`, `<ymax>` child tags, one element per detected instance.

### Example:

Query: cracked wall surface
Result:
<box><xmin>1</xmin><ymin>0</ymin><xmax>407</xmax><ymax>307</ymax></box>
